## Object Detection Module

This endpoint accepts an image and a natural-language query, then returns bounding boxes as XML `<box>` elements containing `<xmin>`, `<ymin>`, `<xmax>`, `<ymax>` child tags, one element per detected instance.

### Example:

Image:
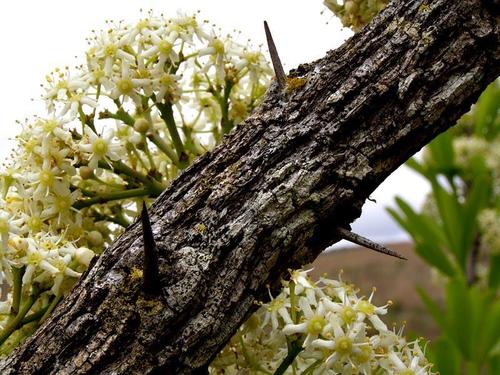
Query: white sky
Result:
<box><xmin>0</xmin><ymin>0</ymin><xmax>429</xmax><ymax>245</ymax></box>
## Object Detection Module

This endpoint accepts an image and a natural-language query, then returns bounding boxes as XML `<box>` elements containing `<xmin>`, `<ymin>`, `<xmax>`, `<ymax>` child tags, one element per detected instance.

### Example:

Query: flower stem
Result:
<box><xmin>73</xmin><ymin>187</ymin><xmax>152</xmax><ymax>209</ymax></box>
<box><xmin>273</xmin><ymin>340</ymin><xmax>303</xmax><ymax>375</ymax></box>
<box><xmin>219</xmin><ymin>81</ymin><xmax>234</xmax><ymax>135</ymax></box>
<box><xmin>21</xmin><ymin>304</ymin><xmax>50</xmax><ymax>325</ymax></box>
<box><xmin>301</xmin><ymin>360</ymin><xmax>321</xmax><ymax>375</ymax></box>
<box><xmin>147</xmin><ymin>132</ymin><xmax>179</xmax><ymax>166</ymax></box>
<box><xmin>130</xmin><ymin>145</ymin><xmax>150</xmax><ymax>171</ymax></box>
<box><xmin>111</xmin><ymin>160</ymin><xmax>165</xmax><ymax>195</ymax></box>
<box><xmin>142</xmin><ymin>140</ymin><xmax>157</xmax><ymax>170</ymax></box>
<box><xmin>156</xmin><ymin>103</ymin><xmax>188</xmax><ymax>167</ymax></box>
<box><xmin>90</xmin><ymin>210</ymin><xmax>130</xmax><ymax>228</ymax></box>
<box><xmin>289</xmin><ymin>281</ymin><xmax>297</xmax><ymax>324</ymax></box>
<box><xmin>40</xmin><ymin>293</ymin><xmax>63</xmax><ymax>323</ymax></box>
<box><xmin>11</xmin><ymin>266</ymin><xmax>25</xmax><ymax>315</ymax></box>
<box><xmin>0</xmin><ymin>289</ymin><xmax>38</xmax><ymax>346</ymax></box>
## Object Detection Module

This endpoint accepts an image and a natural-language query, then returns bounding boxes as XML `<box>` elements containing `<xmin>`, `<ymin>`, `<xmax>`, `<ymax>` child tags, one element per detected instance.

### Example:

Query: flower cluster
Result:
<box><xmin>210</xmin><ymin>270</ymin><xmax>435</xmax><ymax>374</ymax></box>
<box><xmin>324</xmin><ymin>0</ymin><xmax>388</xmax><ymax>31</ymax></box>
<box><xmin>478</xmin><ymin>209</ymin><xmax>500</xmax><ymax>256</ymax></box>
<box><xmin>0</xmin><ymin>11</ymin><xmax>271</xmax><ymax>352</ymax></box>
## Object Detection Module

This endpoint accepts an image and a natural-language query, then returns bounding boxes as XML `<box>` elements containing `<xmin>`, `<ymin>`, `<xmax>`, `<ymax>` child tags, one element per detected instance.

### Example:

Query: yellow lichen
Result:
<box><xmin>418</xmin><ymin>3</ymin><xmax>431</xmax><ymax>13</ymax></box>
<box><xmin>131</xmin><ymin>267</ymin><xmax>143</xmax><ymax>280</ymax></box>
<box><xmin>286</xmin><ymin>76</ymin><xmax>307</xmax><ymax>93</ymax></box>
<box><xmin>195</xmin><ymin>223</ymin><xmax>207</xmax><ymax>233</ymax></box>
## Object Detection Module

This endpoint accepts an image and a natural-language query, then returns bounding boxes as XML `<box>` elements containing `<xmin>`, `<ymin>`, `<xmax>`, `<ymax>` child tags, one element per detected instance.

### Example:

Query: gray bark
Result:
<box><xmin>1</xmin><ymin>0</ymin><xmax>498</xmax><ymax>373</ymax></box>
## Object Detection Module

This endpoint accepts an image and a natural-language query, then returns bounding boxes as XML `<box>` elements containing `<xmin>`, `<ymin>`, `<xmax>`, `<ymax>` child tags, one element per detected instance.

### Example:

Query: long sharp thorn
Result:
<box><xmin>336</xmin><ymin>227</ymin><xmax>407</xmax><ymax>260</ymax></box>
<box><xmin>141</xmin><ymin>202</ymin><xmax>160</xmax><ymax>294</ymax></box>
<box><xmin>264</xmin><ymin>20</ymin><xmax>287</xmax><ymax>90</ymax></box>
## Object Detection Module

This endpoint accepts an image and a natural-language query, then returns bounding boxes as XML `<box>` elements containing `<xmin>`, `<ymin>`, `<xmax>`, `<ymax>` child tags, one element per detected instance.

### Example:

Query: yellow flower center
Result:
<box><xmin>243</xmin><ymin>51</ymin><xmax>260</xmax><ymax>64</ymax></box>
<box><xmin>340</xmin><ymin>306</ymin><xmax>356</xmax><ymax>324</ymax></box>
<box><xmin>24</xmin><ymin>139</ymin><xmax>37</xmax><ymax>153</ymax></box>
<box><xmin>54</xmin><ymin>195</ymin><xmax>71</xmax><ymax>212</ymax></box>
<box><xmin>92</xmin><ymin>139</ymin><xmax>108</xmax><ymax>157</ymax></box>
<box><xmin>93</xmin><ymin>69</ymin><xmax>105</xmax><ymax>81</ymax></box>
<box><xmin>136</xmin><ymin>19</ymin><xmax>148</xmax><ymax>30</ymax></box>
<box><xmin>104</xmin><ymin>44</ymin><xmax>117</xmax><ymax>57</ymax></box>
<box><xmin>159</xmin><ymin>74</ymin><xmax>176</xmax><ymax>86</ymax></box>
<box><xmin>212</xmin><ymin>39</ymin><xmax>225</xmax><ymax>54</ymax></box>
<box><xmin>116</xmin><ymin>79</ymin><xmax>134</xmax><ymax>94</ymax></box>
<box><xmin>0</xmin><ymin>219</ymin><xmax>9</xmax><ymax>234</ymax></box>
<box><xmin>27</xmin><ymin>252</ymin><xmax>42</xmax><ymax>266</ymax></box>
<box><xmin>158</xmin><ymin>40</ymin><xmax>173</xmax><ymax>54</ymax></box>
<box><xmin>135</xmin><ymin>68</ymin><xmax>150</xmax><ymax>79</ymax></box>
<box><xmin>354</xmin><ymin>345</ymin><xmax>372</xmax><ymax>363</ymax></box>
<box><xmin>27</xmin><ymin>217</ymin><xmax>42</xmax><ymax>232</ymax></box>
<box><xmin>56</xmin><ymin>81</ymin><xmax>68</xmax><ymax>90</ymax></box>
<box><xmin>335</xmin><ymin>336</ymin><xmax>353</xmax><ymax>356</ymax></box>
<box><xmin>42</xmin><ymin>120</ymin><xmax>58</xmax><ymax>133</ymax></box>
<box><xmin>357</xmin><ymin>300</ymin><xmax>375</xmax><ymax>315</ymax></box>
<box><xmin>39</xmin><ymin>170</ymin><xmax>55</xmax><ymax>186</ymax></box>
<box><xmin>53</xmin><ymin>259</ymin><xmax>67</xmax><ymax>273</ymax></box>
<box><xmin>306</xmin><ymin>315</ymin><xmax>327</xmax><ymax>335</ymax></box>
<box><xmin>267</xmin><ymin>297</ymin><xmax>284</xmax><ymax>312</ymax></box>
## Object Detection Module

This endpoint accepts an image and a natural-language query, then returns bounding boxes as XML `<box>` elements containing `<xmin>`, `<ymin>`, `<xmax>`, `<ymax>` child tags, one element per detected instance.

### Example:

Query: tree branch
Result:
<box><xmin>1</xmin><ymin>0</ymin><xmax>498</xmax><ymax>373</ymax></box>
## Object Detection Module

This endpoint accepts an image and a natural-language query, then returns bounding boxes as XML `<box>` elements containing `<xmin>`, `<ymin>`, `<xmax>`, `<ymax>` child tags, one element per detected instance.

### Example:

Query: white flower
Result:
<box><xmin>91</xmin><ymin>28</ymin><xmax>135</xmax><ymax>76</ymax></box>
<box><xmin>142</xmin><ymin>30</ymin><xmax>179</xmax><ymax>72</ymax></box>
<box><xmin>79</xmin><ymin>126</ymin><xmax>123</xmax><ymax>169</ymax></box>
<box><xmin>0</xmin><ymin>210</ymin><xmax>23</xmax><ymax>249</ymax></box>
<box><xmin>261</xmin><ymin>291</ymin><xmax>292</xmax><ymax>331</ymax></box>
<box><xmin>211</xmin><ymin>269</ymin><xmax>436</xmax><ymax>374</ymax></box>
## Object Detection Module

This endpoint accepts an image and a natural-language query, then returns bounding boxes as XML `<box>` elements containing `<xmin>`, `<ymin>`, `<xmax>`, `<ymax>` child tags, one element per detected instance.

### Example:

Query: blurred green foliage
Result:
<box><xmin>388</xmin><ymin>81</ymin><xmax>500</xmax><ymax>374</ymax></box>
<box><xmin>322</xmin><ymin>1</ymin><xmax>500</xmax><ymax>373</ymax></box>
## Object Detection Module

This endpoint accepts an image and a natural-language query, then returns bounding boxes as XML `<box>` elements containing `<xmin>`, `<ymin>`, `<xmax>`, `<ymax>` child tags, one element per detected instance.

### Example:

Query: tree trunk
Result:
<box><xmin>1</xmin><ymin>0</ymin><xmax>498</xmax><ymax>373</ymax></box>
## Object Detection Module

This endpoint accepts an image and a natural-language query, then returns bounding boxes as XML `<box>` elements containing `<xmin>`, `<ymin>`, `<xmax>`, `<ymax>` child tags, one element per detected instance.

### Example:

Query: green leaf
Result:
<box><xmin>489</xmin><ymin>355</ymin><xmax>500</xmax><ymax>375</ymax></box>
<box><xmin>414</xmin><ymin>242</ymin><xmax>455</xmax><ymax>277</ymax></box>
<box><xmin>489</xmin><ymin>254</ymin><xmax>500</xmax><ymax>289</ymax></box>
<box><xmin>406</xmin><ymin>157</ymin><xmax>430</xmax><ymax>178</ymax></box>
<box><xmin>428</xmin><ymin>131</ymin><xmax>455</xmax><ymax>175</ymax></box>
<box><xmin>389</xmin><ymin>197</ymin><xmax>455</xmax><ymax>275</ymax></box>
<box><xmin>444</xmin><ymin>278</ymin><xmax>473</xmax><ymax>359</ymax></box>
<box><xmin>478</xmin><ymin>297</ymin><xmax>500</xmax><ymax>361</ymax></box>
<box><xmin>387</xmin><ymin>207</ymin><xmax>413</xmax><ymax>235</ymax></box>
<box><xmin>431</xmin><ymin>180</ymin><xmax>465</xmax><ymax>268</ymax></box>
<box><xmin>460</xmin><ymin>175</ymin><xmax>490</xmax><ymax>261</ymax></box>
<box><xmin>473</xmin><ymin>81</ymin><xmax>500</xmax><ymax>140</ymax></box>
<box><xmin>429</xmin><ymin>336</ymin><xmax>461</xmax><ymax>375</ymax></box>
<box><xmin>468</xmin><ymin>286</ymin><xmax>493</xmax><ymax>362</ymax></box>
<box><xmin>416</xmin><ymin>286</ymin><xmax>445</xmax><ymax>328</ymax></box>
<box><xmin>441</xmin><ymin>281</ymin><xmax>499</xmax><ymax>364</ymax></box>
<box><xmin>392</xmin><ymin>197</ymin><xmax>446</xmax><ymax>246</ymax></box>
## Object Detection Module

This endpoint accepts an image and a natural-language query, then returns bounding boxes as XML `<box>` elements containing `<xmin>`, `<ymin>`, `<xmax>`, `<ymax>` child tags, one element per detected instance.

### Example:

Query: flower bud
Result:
<box><xmin>76</xmin><ymin>247</ymin><xmax>95</xmax><ymax>267</ymax></box>
<box><xmin>87</xmin><ymin>230</ymin><xmax>104</xmax><ymax>247</ymax></box>
<box><xmin>79</xmin><ymin>166</ymin><xmax>95</xmax><ymax>180</ymax></box>
<box><xmin>344</xmin><ymin>1</ymin><xmax>357</xmax><ymax>13</ymax></box>
<box><xmin>134</xmin><ymin>118</ymin><xmax>150</xmax><ymax>134</ymax></box>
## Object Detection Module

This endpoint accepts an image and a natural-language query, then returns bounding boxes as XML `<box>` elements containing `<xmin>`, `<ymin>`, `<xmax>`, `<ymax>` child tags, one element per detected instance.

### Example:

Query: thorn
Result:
<box><xmin>141</xmin><ymin>202</ymin><xmax>161</xmax><ymax>294</ymax></box>
<box><xmin>264</xmin><ymin>20</ymin><xmax>286</xmax><ymax>90</ymax></box>
<box><xmin>336</xmin><ymin>227</ymin><xmax>407</xmax><ymax>260</ymax></box>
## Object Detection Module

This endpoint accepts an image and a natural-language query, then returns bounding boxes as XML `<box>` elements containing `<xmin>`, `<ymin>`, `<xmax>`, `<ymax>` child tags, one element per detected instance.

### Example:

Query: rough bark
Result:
<box><xmin>1</xmin><ymin>0</ymin><xmax>498</xmax><ymax>373</ymax></box>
